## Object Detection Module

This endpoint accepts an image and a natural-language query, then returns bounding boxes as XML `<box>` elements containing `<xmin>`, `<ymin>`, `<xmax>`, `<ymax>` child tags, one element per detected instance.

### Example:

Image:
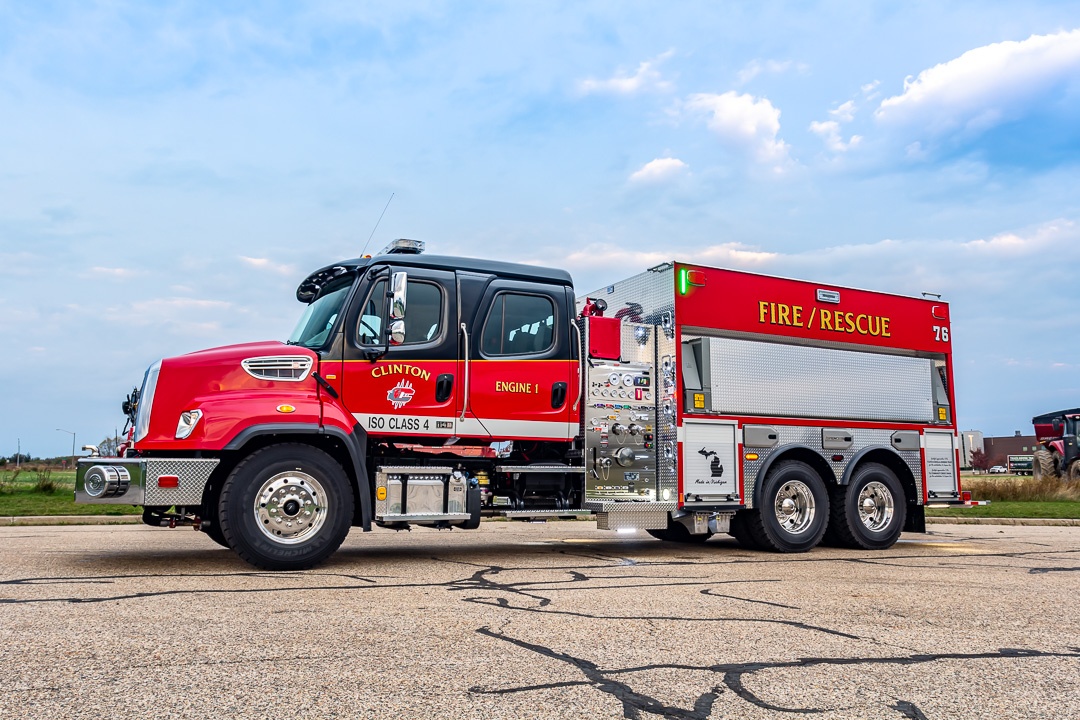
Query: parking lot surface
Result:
<box><xmin>1</xmin><ymin>521</ymin><xmax>1078</xmax><ymax>719</ymax></box>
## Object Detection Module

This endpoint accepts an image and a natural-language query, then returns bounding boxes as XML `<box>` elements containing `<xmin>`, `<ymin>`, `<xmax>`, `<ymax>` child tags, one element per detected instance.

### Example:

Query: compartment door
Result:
<box><xmin>924</xmin><ymin>430</ymin><xmax>959</xmax><ymax>498</ymax></box>
<box><xmin>682</xmin><ymin>420</ymin><xmax>739</xmax><ymax>501</ymax></box>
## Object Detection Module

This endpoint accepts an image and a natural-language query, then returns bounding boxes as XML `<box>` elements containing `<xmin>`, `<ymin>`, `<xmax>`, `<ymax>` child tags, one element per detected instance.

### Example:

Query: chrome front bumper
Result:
<box><xmin>75</xmin><ymin>457</ymin><xmax>219</xmax><ymax>506</ymax></box>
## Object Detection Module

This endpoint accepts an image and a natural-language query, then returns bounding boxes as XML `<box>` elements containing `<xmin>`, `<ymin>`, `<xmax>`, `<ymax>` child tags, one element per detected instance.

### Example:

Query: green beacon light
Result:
<box><xmin>679</xmin><ymin>268</ymin><xmax>707</xmax><ymax>295</ymax></box>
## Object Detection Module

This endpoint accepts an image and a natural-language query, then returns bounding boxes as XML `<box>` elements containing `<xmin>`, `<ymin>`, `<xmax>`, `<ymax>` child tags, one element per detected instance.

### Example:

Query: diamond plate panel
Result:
<box><xmin>741</xmin><ymin>426</ymin><xmax>922</xmax><ymax>509</ymax></box>
<box><xmin>144</xmin><ymin>459</ymin><xmax>220</xmax><ymax>506</ymax></box>
<box><xmin>578</xmin><ymin>265</ymin><xmax>676</xmax><ymax>331</ymax></box>
<box><xmin>591</xmin><ymin>501</ymin><xmax>675</xmax><ymax>530</ymax></box>
<box><xmin>690</xmin><ymin>335</ymin><xmax>935</xmax><ymax>423</ymax></box>
<box><xmin>616</xmin><ymin>321</ymin><xmax>654</xmax><ymax>365</ymax></box>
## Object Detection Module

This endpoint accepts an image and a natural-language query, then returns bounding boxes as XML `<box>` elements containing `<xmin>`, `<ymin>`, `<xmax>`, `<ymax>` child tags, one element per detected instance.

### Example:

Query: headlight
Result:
<box><xmin>175</xmin><ymin>409</ymin><xmax>203</xmax><ymax>440</ymax></box>
<box><xmin>134</xmin><ymin>360</ymin><xmax>162</xmax><ymax>442</ymax></box>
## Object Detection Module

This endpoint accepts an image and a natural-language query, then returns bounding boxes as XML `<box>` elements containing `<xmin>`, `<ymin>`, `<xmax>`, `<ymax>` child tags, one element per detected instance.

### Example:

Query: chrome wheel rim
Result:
<box><xmin>774</xmin><ymin>480</ymin><xmax>815</xmax><ymax>535</ymax></box>
<box><xmin>858</xmin><ymin>481</ymin><xmax>894</xmax><ymax>532</ymax></box>
<box><xmin>254</xmin><ymin>471</ymin><xmax>328</xmax><ymax>545</ymax></box>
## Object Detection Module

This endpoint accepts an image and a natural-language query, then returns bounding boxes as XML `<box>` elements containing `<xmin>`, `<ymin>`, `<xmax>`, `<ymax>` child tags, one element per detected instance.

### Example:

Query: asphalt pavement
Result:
<box><xmin>1</xmin><ymin>521</ymin><xmax>1078</xmax><ymax>719</ymax></box>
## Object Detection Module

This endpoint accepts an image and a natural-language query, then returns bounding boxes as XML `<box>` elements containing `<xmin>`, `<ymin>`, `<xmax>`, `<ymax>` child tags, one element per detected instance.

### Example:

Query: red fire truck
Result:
<box><xmin>76</xmin><ymin>239</ymin><xmax>975</xmax><ymax>569</ymax></box>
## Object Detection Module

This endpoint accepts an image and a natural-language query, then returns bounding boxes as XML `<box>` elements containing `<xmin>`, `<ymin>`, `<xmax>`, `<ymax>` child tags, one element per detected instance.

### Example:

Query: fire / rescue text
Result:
<box><xmin>758</xmin><ymin>301</ymin><xmax>890</xmax><ymax>337</ymax></box>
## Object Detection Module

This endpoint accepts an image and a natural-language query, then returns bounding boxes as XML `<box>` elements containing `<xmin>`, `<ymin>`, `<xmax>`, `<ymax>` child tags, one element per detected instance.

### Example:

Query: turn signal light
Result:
<box><xmin>744</xmin><ymin>453</ymin><xmax>759</xmax><ymax>461</ymax></box>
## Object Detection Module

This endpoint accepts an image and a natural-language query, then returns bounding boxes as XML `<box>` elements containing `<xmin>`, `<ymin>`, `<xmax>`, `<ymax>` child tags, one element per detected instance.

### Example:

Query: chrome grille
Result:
<box><xmin>241</xmin><ymin>356</ymin><xmax>313</xmax><ymax>382</ymax></box>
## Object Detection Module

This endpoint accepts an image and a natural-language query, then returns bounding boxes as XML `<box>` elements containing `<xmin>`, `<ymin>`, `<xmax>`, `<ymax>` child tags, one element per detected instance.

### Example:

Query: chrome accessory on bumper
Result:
<box><xmin>76</xmin><ymin>458</ymin><xmax>220</xmax><ymax>506</ymax></box>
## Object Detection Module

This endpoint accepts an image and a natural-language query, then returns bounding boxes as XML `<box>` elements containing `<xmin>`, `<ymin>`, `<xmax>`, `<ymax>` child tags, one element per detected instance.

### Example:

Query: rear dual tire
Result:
<box><xmin>825</xmin><ymin>463</ymin><xmax>905</xmax><ymax>550</ymax></box>
<box><xmin>741</xmin><ymin>460</ymin><xmax>829</xmax><ymax>553</ymax></box>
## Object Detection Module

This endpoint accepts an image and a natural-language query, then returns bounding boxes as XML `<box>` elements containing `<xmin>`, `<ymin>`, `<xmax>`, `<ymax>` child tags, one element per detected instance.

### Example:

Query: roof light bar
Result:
<box><xmin>381</xmin><ymin>238</ymin><xmax>425</xmax><ymax>255</ymax></box>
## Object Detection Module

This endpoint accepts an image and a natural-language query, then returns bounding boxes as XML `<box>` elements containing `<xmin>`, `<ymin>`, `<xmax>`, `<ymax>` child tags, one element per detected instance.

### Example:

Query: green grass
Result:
<box><xmin>0</xmin><ymin>468</ymin><xmax>139</xmax><ymax>516</ymax></box>
<box><xmin>0</xmin><ymin>488</ymin><xmax>141</xmax><ymax>516</ymax></box>
<box><xmin>927</xmin><ymin>501</ymin><xmax>1080</xmax><ymax>519</ymax></box>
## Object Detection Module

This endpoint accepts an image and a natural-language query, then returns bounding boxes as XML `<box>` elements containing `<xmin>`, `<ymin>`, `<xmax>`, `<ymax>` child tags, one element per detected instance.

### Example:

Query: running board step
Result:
<box><xmin>498</xmin><ymin>510</ymin><xmax>593</xmax><ymax>521</ymax></box>
<box><xmin>495</xmin><ymin>465</ymin><xmax>586</xmax><ymax>474</ymax></box>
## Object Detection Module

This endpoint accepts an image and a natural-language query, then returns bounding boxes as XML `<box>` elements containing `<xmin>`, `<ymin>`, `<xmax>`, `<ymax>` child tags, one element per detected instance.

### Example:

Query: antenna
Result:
<box><xmin>360</xmin><ymin>193</ymin><xmax>395</xmax><ymax>257</ymax></box>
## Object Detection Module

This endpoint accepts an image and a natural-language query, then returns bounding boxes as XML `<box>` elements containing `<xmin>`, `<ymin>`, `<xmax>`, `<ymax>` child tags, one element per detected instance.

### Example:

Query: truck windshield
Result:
<box><xmin>287</xmin><ymin>276</ymin><xmax>354</xmax><ymax>349</ymax></box>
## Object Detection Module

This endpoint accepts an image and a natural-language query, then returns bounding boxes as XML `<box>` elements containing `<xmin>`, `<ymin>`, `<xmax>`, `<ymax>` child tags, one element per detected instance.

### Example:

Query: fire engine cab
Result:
<box><xmin>76</xmin><ymin>239</ymin><xmax>974</xmax><ymax>569</ymax></box>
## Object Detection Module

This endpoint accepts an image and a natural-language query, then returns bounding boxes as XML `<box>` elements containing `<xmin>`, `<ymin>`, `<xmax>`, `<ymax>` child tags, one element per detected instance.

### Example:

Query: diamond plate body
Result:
<box><xmin>741</xmin><ymin>426</ymin><xmax>923</xmax><ymax>509</ymax></box>
<box><xmin>578</xmin><ymin>264</ymin><xmax>675</xmax><ymax>329</ymax></box>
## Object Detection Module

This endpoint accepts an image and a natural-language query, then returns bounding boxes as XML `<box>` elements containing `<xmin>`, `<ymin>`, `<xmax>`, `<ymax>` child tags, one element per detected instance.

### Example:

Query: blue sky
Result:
<box><xmin>2</xmin><ymin>1</ymin><xmax>1080</xmax><ymax>457</ymax></box>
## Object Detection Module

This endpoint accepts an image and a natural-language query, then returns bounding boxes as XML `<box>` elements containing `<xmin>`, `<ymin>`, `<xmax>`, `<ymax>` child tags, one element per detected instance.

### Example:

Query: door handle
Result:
<box><xmin>551</xmin><ymin>382</ymin><xmax>568</xmax><ymax>409</ymax></box>
<box><xmin>435</xmin><ymin>374</ymin><xmax>454</xmax><ymax>403</ymax></box>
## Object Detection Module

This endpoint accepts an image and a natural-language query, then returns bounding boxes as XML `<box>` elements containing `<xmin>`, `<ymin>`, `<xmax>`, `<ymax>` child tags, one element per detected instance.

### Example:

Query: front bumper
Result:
<box><xmin>76</xmin><ymin>457</ymin><xmax>219</xmax><ymax>507</ymax></box>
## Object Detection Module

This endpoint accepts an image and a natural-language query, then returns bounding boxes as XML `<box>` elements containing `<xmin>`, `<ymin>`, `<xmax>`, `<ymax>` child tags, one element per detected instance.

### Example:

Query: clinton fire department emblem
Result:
<box><xmin>387</xmin><ymin>380</ymin><xmax>415</xmax><ymax>409</ymax></box>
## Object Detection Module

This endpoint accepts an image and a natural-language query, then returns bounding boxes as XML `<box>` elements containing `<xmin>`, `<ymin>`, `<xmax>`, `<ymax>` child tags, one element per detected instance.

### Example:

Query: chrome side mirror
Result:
<box><xmin>389</xmin><ymin>319</ymin><xmax>406</xmax><ymax>346</ymax></box>
<box><xmin>390</xmin><ymin>272</ymin><xmax>407</xmax><ymax>321</ymax></box>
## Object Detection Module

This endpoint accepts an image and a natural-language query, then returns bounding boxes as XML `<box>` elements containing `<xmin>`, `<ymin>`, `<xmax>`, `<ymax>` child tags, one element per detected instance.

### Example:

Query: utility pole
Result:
<box><xmin>16</xmin><ymin>438</ymin><xmax>19</xmax><ymax>468</ymax></box>
<box><xmin>56</xmin><ymin>428</ymin><xmax>75</xmax><ymax>470</ymax></box>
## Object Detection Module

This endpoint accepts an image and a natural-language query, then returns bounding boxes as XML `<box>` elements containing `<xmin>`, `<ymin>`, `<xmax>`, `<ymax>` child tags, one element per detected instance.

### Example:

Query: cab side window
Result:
<box><xmin>481</xmin><ymin>293</ymin><xmax>555</xmax><ymax>356</ymax></box>
<box><xmin>357</xmin><ymin>279</ymin><xmax>443</xmax><ymax>346</ymax></box>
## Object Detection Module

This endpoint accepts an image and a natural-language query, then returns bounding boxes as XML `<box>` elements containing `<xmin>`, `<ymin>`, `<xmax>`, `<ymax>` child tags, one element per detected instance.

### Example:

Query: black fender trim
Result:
<box><xmin>840</xmin><ymin>445</ymin><xmax>912</xmax><ymax>486</ymax></box>
<box><xmin>751</xmin><ymin>443</ymin><xmax>823</xmax><ymax>506</ymax></box>
<box><xmin>224</xmin><ymin>423</ymin><xmax>372</xmax><ymax>531</ymax></box>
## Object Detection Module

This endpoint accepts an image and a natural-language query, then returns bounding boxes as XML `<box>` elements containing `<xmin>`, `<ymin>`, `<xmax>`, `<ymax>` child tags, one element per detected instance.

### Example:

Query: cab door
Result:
<box><xmin>460</xmin><ymin>280</ymin><xmax>576</xmax><ymax>441</ymax></box>
<box><xmin>340</xmin><ymin>265</ymin><xmax>460</xmax><ymax>439</ymax></box>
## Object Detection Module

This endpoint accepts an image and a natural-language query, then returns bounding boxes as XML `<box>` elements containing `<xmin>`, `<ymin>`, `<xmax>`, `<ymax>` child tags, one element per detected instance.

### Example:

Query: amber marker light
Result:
<box><xmin>376</xmin><ymin>487</ymin><xmax>387</xmax><ymax>501</ymax></box>
<box><xmin>276</xmin><ymin>404</ymin><xmax>296</xmax><ymax>413</ymax></box>
<box><xmin>744</xmin><ymin>453</ymin><xmax>760</xmax><ymax>461</ymax></box>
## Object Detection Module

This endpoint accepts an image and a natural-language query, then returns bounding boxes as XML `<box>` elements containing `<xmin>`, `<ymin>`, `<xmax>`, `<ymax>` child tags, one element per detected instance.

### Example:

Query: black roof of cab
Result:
<box><xmin>297</xmin><ymin>253</ymin><xmax>573</xmax><ymax>302</ymax></box>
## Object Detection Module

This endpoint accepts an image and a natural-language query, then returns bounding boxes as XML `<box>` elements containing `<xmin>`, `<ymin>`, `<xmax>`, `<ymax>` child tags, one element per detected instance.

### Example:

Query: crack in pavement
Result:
<box><xmin>472</xmin><ymin>629</ymin><xmax>1080</xmax><ymax>719</ymax></box>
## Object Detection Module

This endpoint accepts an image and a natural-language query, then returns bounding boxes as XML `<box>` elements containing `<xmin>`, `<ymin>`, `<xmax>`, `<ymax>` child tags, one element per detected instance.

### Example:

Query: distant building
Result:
<box><xmin>959</xmin><ymin>430</ymin><xmax>984</xmax><ymax>468</ymax></box>
<box><xmin>983</xmin><ymin>431</ymin><xmax>1040</xmax><ymax>463</ymax></box>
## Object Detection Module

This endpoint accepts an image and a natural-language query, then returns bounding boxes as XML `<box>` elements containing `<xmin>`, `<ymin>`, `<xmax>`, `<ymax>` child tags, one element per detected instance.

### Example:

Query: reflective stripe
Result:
<box><xmin>353</xmin><ymin>413</ymin><xmax>574</xmax><ymax>440</ymax></box>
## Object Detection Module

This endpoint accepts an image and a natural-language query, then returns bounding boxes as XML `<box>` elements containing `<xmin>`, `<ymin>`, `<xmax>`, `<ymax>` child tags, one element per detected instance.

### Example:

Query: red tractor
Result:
<box><xmin>1031</xmin><ymin>409</ymin><xmax>1080</xmax><ymax>482</ymax></box>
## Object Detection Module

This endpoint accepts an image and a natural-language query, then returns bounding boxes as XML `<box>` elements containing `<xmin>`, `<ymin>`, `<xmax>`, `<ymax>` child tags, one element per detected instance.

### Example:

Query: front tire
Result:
<box><xmin>218</xmin><ymin>444</ymin><xmax>354</xmax><ymax>570</ymax></box>
<box><xmin>827</xmin><ymin>463</ymin><xmax>906</xmax><ymax>550</ymax></box>
<box><xmin>744</xmin><ymin>460</ymin><xmax>828</xmax><ymax>553</ymax></box>
<box><xmin>1033</xmin><ymin>449</ymin><xmax>1060</xmax><ymax>482</ymax></box>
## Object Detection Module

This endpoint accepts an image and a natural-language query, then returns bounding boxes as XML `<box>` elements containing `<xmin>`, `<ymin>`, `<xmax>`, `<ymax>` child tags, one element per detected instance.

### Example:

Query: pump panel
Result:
<box><xmin>584</xmin><ymin>360</ymin><xmax>657</xmax><ymax>500</ymax></box>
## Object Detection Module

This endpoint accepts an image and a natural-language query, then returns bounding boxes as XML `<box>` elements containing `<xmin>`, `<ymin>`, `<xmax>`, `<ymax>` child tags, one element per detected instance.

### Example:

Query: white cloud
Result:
<box><xmin>736</xmin><ymin>59</ymin><xmax>807</xmax><ymax>85</ymax></box>
<box><xmin>89</xmin><ymin>266</ymin><xmax>135</xmax><ymax>277</ymax></box>
<box><xmin>829</xmin><ymin>100</ymin><xmax>856</xmax><ymax>123</ymax></box>
<box><xmin>577</xmin><ymin>51</ymin><xmax>675</xmax><ymax>96</ymax></box>
<box><xmin>809</xmin><ymin>119</ymin><xmax>862</xmax><ymax>152</ymax></box>
<box><xmin>567</xmin><ymin>242</ymin><xmax>778</xmax><ymax>284</ymax></box>
<box><xmin>112</xmin><ymin>297</ymin><xmax>235</xmax><ymax>335</ymax></box>
<box><xmin>961</xmin><ymin>220</ymin><xmax>1072</xmax><ymax>255</ymax></box>
<box><xmin>628</xmin><ymin>157</ymin><xmax>688</xmax><ymax>183</ymax></box>
<box><xmin>685</xmin><ymin>91</ymin><xmax>790</xmax><ymax>166</ymax></box>
<box><xmin>875</xmin><ymin>29</ymin><xmax>1080</xmax><ymax>134</ymax></box>
<box><xmin>240</xmin><ymin>256</ymin><xmax>295</xmax><ymax>275</ymax></box>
